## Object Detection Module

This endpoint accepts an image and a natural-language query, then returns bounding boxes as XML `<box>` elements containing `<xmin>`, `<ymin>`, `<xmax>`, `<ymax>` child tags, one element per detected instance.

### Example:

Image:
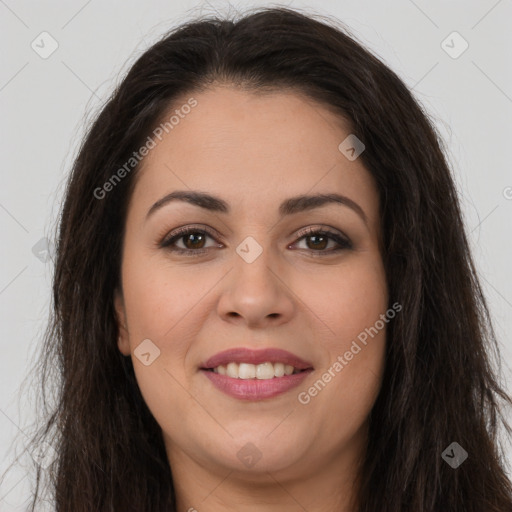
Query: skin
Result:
<box><xmin>114</xmin><ymin>85</ymin><xmax>388</xmax><ymax>512</ymax></box>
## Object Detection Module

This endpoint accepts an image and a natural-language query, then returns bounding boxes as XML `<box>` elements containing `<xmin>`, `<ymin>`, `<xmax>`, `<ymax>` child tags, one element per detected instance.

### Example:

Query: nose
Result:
<box><xmin>216</xmin><ymin>241</ymin><xmax>295</xmax><ymax>329</ymax></box>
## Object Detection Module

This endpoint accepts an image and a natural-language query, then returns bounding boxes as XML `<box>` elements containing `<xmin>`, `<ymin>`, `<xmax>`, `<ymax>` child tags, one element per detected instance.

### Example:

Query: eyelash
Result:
<box><xmin>159</xmin><ymin>225</ymin><xmax>353</xmax><ymax>257</ymax></box>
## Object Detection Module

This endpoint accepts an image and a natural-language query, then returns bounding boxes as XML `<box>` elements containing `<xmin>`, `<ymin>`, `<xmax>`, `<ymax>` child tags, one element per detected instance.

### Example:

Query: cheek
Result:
<box><xmin>332</xmin><ymin>260</ymin><xmax>387</xmax><ymax>342</ymax></box>
<box><xmin>123</xmin><ymin>263</ymin><xmax>198</xmax><ymax>432</ymax></box>
<box><xmin>120</xmin><ymin>250</ymin><xmax>219</xmax><ymax>419</ymax></box>
<box><xmin>293</xmin><ymin>252</ymin><xmax>388</xmax><ymax>346</ymax></box>
<box><xmin>294</xmin><ymin>254</ymin><xmax>387</xmax><ymax>419</ymax></box>
<box><xmin>327</xmin><ymin>255</ymin><xmax>388</xmax><ymax>381</ymax></box>
<box><xmin>121</xmin><ymin>248</ymin><xmax>208</xmax><ymax>341</ymax></box>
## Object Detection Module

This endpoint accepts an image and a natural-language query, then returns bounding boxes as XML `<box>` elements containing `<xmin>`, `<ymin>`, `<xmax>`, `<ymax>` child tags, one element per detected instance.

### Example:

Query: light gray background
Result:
<box><xmin>1</xmin><ymin>0</ymin><xmax>511</xmax><ymax>509</ymax></box>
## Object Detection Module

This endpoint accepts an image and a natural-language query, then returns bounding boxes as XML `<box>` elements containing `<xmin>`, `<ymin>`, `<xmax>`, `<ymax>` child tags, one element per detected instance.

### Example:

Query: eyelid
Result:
<box><xmin>159</xmin><ymin>223</ymin><xmax>220</xmax><ymax>242</ymax></box>
<box><xmin>291</xmin><ymin>225</ymin><xmax>353</xmax><ymax>253</ymax></box>
<box><xmin>159</xmin><ymin>224</ymin><xmax>221</xmax><ymax>252</ymax></box>
<box><xmin>159</xmin><ymin>223</ymin><xmax>353</xmax><ymax>254</ymax></box>
<box><xmin>294</xmin><ymin>225</ymin><xmax>349</xmax><ymax>242</ymax></box>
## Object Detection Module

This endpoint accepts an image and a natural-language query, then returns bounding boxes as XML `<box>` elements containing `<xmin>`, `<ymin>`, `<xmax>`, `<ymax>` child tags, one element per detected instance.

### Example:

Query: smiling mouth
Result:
<box><xmin>200</xmin><ymin>363</ymin><xmax>313</xmax><ymax>401</ymax></box>
<box><xmin>201</xmin><ymin>361</ymin><xmax>311</xmax><ymax>379</ymax></box>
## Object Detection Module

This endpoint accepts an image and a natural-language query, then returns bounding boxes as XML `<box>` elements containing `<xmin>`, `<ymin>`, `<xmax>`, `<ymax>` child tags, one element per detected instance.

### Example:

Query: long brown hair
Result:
<box><xmin>4</xmin><ymin>6</ymin><xmax>512</xmax><ymax>511</ymax></box>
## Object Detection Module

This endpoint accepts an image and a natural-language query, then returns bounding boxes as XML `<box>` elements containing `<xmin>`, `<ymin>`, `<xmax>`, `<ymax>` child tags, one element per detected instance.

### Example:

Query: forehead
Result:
<box><xmin>128</xmin><ymin>86</ymin><xmax>379</xmax><ymax>229</ymax></box>
<box><xmin>147</xmin><ymin>86</ymin><xmax>351</xmax><ymax>163</ymax></box>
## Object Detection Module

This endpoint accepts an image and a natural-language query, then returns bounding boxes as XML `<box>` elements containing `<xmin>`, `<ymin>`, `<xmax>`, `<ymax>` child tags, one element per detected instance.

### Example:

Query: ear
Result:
<box><xmin>114</xmin><ymin>288</ymin><xmax>131</xmax><ymax>356</ymax></box>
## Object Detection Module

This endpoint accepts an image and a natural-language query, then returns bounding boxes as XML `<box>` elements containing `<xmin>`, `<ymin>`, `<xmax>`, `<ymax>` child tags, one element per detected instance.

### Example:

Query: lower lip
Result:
<box><xmin>201</xmin><ymin>369</ymin><xmax>313</xmax><ymax>401</ymax></box>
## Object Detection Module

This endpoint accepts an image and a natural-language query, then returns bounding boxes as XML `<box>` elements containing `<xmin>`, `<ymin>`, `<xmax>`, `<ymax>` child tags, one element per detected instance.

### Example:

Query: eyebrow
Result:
<box><xmin>145</xmin><ymin>190</ymin><xmax>368</xmax><ymax>226</ymax></box>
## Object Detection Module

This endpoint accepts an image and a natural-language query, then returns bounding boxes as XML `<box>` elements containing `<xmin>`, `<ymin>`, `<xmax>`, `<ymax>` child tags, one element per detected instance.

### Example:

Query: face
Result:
<box><xmin>114</xmin><ymin>85</ymin><xmax>388</xmax><ymax>489</ymax></box>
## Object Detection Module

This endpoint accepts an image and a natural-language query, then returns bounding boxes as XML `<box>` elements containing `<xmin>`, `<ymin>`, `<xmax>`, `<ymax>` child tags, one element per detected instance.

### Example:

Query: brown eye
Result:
<box><xmin>293</xmin><ymin>229</ymin><xmax>352</xmax><ymax>253</ymax></box>
<box><xmin>160</xmin><ymin>226</ymin><xmax>352</xmax><ymax>257</ymax></box>
<box><xmin>161</xmin><ymin>227</ymin><xmax>219</xmax><ymax>255</ymax></box>
<box><xmin>304</xmin><ymin>233</ymin><xmax>329</xmax><ymax>250</ymax></box>
<box><xmin>181</xmin><ymin>232</ymin><xmax>207</xmax><ymax>250</ymax></box>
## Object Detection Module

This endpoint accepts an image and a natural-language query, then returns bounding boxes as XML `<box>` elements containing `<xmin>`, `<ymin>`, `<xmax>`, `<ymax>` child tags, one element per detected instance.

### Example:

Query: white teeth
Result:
<box><xmin>274</xmin><ymin>362</ymin><xmax>285</xmax><ymax>377</ymax></box>
<box><xmin>239</xmin><ymin>363</ymin><xmax>256</xmax><ymax>379</ymax></box>
<box><xmin>284</xmin><ymin>364</ymin><xmax>294</xmax><ymax>376</ymax></box>
<box><xmin>212</xmin><ymin>361</ymin><xmax>303</xmax><ymax>379</ymax></box>
<box><xmin>226</xmin><ymin>362</ymin><xmax>238</xmax><ymax>378</ymax></box>
<box><xmin>256</xmin><ymin>362</ymin><xmax>274</xmax><ymax>379</ymax></box>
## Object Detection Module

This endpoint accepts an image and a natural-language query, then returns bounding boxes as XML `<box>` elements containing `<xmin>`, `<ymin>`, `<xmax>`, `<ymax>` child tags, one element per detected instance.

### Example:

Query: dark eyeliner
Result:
<box><xmin>293</xmin><ymin>226</ymin><xmax>353</xmax><ymax>253</ymax></box>
<box><xmin>160</xmin><ymin>225</ymin><xmax>352</xmax><ymax>255</ymax></box>
<box><xmin>160</xmin><ymin>225</ymin><xmax>217</xmax><ymax>256</ymax></box>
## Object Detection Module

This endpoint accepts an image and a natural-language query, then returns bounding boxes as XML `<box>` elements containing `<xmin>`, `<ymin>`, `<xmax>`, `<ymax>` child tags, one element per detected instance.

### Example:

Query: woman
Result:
<box><xmin>12</xmin><ymin>6</ymin><xmax>512</xmax><ymax>511</ymax></box>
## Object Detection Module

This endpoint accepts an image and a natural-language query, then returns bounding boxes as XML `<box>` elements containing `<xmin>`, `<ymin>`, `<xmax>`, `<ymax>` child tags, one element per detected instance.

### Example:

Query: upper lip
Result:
<box><xmin>201</xmin><ymin>347</ymin><xmax>314</xmax><ymax>370</ymax></box>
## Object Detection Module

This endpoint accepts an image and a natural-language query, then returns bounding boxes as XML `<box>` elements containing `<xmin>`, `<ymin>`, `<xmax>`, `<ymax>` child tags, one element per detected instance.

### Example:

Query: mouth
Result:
<box><xmin>199</xmin><ymin>347</ymin><xmax>314</xmax><ymax>400</ymax></box>
<box><xmin>201</xmin><ymin>362</ymin><xmax>309</xmax><ymax>379</ymax></box>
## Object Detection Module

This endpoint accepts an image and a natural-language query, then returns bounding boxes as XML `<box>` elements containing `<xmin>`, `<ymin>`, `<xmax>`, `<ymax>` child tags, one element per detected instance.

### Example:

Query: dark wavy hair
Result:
<box><xmin>3</xmin><ymin>5</ymin><xmax>512</xmax><ymax>512</ymax></box>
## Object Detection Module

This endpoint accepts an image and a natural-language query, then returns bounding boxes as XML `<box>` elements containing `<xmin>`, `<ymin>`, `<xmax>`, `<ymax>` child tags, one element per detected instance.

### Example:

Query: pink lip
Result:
<box><xmin>200</xmin><ymin>347</ymin><xmax>313</xmax><ymax>371</ymax></box>
<box><xmin>201</xmin><ymin>369</ymin><xmax>313</xmax><ymax>401</ymax></box>
<box><xmin>199</xmin><ymin>347</ymin><xmax>314</xmax><ymax>401</ymax></box>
